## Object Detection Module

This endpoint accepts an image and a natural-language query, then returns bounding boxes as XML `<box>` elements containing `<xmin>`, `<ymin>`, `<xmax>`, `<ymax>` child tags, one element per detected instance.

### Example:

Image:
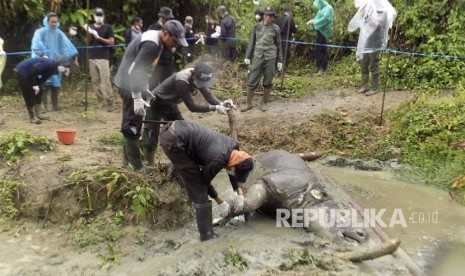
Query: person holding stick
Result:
<box><xmin>114</xmin><ymin>20</ymin><xmax>188</xmax><ymax>172</ymax></box>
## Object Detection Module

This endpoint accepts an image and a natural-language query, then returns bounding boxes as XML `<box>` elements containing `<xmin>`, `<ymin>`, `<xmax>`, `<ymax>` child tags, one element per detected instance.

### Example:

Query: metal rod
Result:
<box><xmin>379</xmin><ymin>48</ymin><xmax>392</xmax><ymax>126</ymax></box>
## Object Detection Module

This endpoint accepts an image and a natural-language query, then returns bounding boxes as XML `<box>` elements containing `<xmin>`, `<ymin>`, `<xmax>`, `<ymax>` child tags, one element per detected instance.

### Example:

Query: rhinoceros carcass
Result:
<box><xmin>217</xmin><ymin>150</ymin><xmax>368</xmax><ymax>243</ymax></box>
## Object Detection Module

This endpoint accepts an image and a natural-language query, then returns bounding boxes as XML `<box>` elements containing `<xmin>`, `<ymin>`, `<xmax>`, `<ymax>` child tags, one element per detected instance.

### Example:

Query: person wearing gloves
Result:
<box><xmin>306</xmin><ymin>0</ymin><xmax>334</xmax><ymax>76</ymax></box>
<box><xmin>31</xmin><ymin>12</ymin><xmax>78</xmax><ymax>111</ymax></box>
<box><xmin>114</xmin><ymin>20</ymin><xmax>188</xmax><ymax>172</ymax></box>
<box><xmin>241</xmin><ymin>7</ymin><xmax>283</xmax><ymax>112</ymax></box>
<box><xmin>14</xmin><ymin>56</ymin><xmax>71</xmax><ymax>124</ymax></box>
<box><xmin>160</xmin><ymin>120</ymin><xmax>253</xmax><ymax>241</ymax></box>
<box><xmin>277</xmin><ymin>7</ymin><xmax>297</xmax><ymax>68</ymax></box>
<box><xmin>348</xmin><ymin>0</ymin><xmax>396</xmax><ymax>96</ymax></box>
<box><xmin>84</xmin><ymin>7</ymin><xmax>115</xmax><ymax>112</ymax></box>
<box><xmin>141</xmin><ymin>62</ymin><xmax>232</xmax><ymax>167</ymax></box>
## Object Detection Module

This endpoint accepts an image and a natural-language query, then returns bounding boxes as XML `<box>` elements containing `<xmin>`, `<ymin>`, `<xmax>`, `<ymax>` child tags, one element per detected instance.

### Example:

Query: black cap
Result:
<box><xmin>194</xmin><ymin>62</ymin><xmax>213</xmax><ymax>88</ymax></box>
<box><xmin>158</xmin><ymin>7</ymin><xmax>174</xmax><ymax>19</ymax></box>
<box><xmin>263</xmin><ymin>7</ymin><xmax>276</xmax><ymax>16</ymax></box>
<box><xmin>94</xmin><ymin>7</ymin><xmax>104</xmax><ymax>16</ymax></box>
<box><xmin>234</xmin><ymin>158</ymin><xmax>254</xmax><ymax>183</ymax></box>
<box><xmin>162</xmin><ymin>20</ymin><xmax>188</xmax><ymax>47</ymax></box>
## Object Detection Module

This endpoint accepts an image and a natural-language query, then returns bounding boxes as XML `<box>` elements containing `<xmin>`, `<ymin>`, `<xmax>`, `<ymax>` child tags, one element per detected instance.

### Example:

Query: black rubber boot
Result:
<box><xmin>240</xmin><ymin>88</ymin><xmax>254</xmax><ymax>112</ymax></box>
<box><xmin>41</xmin><ymin>89</ymin><xmax>49</xmax><ymax>113</ymax></box>
<box><xmin>125</xmin><ymin>138</ymin><xmax>151</xmax><ymax>173</ymax></box>
<box><xmin>51</xmin><ymin>87</ymin><xmax>60</xmax><ymax>111</ymax></box>
<box><xmin>27</xmin><ymin>106</ymin><xmax>41</xmax><ymax>124</ymax></box>
<box><xmin>365</xmin><ymin>74</ymin><xmax>380</xmax><ymax>96</ymax></box>
<box><xmin>260</xmin><ymin>88</ymin><xmax>272</xmax><ymax>111</ymax></box>
<box><xmin>194</xmin><ymin>201</ymin><xmax>216</xmax><ymax>242</ymax></box>
<box><xmin>35</xmin><ymin>105</ymin><xmax>49</xmax><ymax>120</ymax></box>
<box><xmin>143</xmin><ymin>149</ymin><xmax>156</xmax><ymax>166</ymax></box>
<box><xmin>357</xmin><ymin>74</ymin><xmax>370</xmax><ymax>93</ymax></box>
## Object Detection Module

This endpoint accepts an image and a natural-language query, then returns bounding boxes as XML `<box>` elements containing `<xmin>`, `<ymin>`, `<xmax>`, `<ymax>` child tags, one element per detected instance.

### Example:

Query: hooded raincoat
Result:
<box><xmin>31</xmin><ymin>17</ymin><xmax>77</xmax><ymax>87</ymax></box>
<box><xmin>348</xmin><ymin>0</ymin><xmax>396</xmax><ymax>60</ymax></box>
<box><xmin>310</xmin><ymin>0</ymin><xmax>334</xmax><ymax>40</ymax></box>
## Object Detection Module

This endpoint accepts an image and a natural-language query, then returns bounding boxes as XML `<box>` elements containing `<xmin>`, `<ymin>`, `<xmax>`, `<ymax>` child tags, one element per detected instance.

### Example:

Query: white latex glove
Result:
<box><xmin>233</xmin><ymin>195</ymin><xmax>245</xmax><ymax>212</ymax></box>
<box><xmin>32</xmin><ymin>86</ymin><xmax>40</xmax><ymax>95</ymax></box>
<box><xmin>215</xmin><ymin>105</ymin><xmax>229</xmax><ymax>115</ymax></box>
<box><xmin>217</xmin><ymin>201</ymin><xmax>230</xmax><ymax>218</ymax></box>
<box><xmin>306</xmin><ymin>20</ymin><xmax>314</xmax><ymax>27</ymax></box>
<box><xmin>277</xmin><ymin>63</ymin><xmax>283</xmax><ymax>71</ymax></box>
<box><xmin>42</xmin><ymin>55</ymin><xmax>49</xmax><ymax>59</ymax></box>
<box><xmin>244</xmin><ymin>58</ymin><xmax>251</xmax><ymax>65</ymax></box>
<box><xmin>132</xmin><ymin>92</ymin><xmax>150</xmax><ymax>116</ymax></box>
<box><xmin>210</xmin><ymin>32</ymin><xmax>220</xmax><ymax>39</ymax></box>
<box><xmin>222</xmin><ymin>99</ymin><xmax>236</xmax><ymax>109</ymax></box>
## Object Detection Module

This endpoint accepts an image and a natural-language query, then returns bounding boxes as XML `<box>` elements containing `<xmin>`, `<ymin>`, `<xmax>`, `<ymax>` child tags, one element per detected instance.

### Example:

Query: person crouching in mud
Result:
<box><xmin>160</xmin><ymin>120</ymin><xmax>254</xmax><ymax>241</ymax></box>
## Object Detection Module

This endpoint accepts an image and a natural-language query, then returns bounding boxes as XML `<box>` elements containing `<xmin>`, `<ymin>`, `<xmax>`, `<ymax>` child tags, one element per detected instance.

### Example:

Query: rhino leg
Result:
<box><xmin>214</xmin><ymin>181</ymin><xmax>267</xmax><ymax>226</ymax></box>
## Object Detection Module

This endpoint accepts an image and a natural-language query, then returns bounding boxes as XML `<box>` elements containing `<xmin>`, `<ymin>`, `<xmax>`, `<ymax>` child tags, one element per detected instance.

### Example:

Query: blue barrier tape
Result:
<box><xmin>3</xmin><ymin>36</ymin><xmax>465</xmax><ymax>60</ymax></box>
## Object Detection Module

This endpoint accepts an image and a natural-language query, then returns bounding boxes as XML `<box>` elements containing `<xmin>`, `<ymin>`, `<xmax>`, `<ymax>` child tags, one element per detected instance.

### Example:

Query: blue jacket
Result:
<box><xmin>30</xmin><ymin>17</ymin><xmax>77</xmax><ymax>87</ymax></box>
<box><xmin>15</xmin><ymin>57</ymin><xmax>58</xmax><ymax>86</ymax></box>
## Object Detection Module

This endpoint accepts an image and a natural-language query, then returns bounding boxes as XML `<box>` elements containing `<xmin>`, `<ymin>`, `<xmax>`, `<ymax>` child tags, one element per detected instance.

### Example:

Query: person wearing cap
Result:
<box><xmin>160</xmin><ymin>120</ymin><xmax>253</xmax><ymax>241</ymax></box>
<box><xmin>124</xmin><ymin>16</ymin><xmax>143</xmax><ymax>45</ymax></box>
<box><xmin>306</xmin><ymin>0</ymin><xmax>334</xmax><ymax>76</ymax></box>
<box><xmin>242</xmin><ymin>7</ymin><xmax>283</xmax><ymax>112</ymax></box>
<box><xmin>115</xmin><ymin>20</ymin><xmax>188</xmax><ymax>172</ymax></box>
<box><xmin>147</xmin><ymin>7</ymin><xmax>177</xmax><ymax>90</ymax></box>
<box><xmin>14</xmin><ymin>56</ymin><xmax>71</xmax><ymax>124</ymax></box>
<box><xmin>84</xmin><ymin>7</ymin><xmax>115</xmax><ymax>112</ymax></box>
<box><xmin>182</xmin><ymin>15</ymin><xmax>196</xmax><ymax>64</ymax></box>
<box><xmin>277</xmin><ymin>7</ymin><xmax>297</xmax><ymax>68</ymax></box>
<box><xmin>31</xmin><ymin>12</ymin><xmax>78</xmax><ymax>112</ymax></box>
<box><xmin>216</xmin><ymin>5</ymin><xmax>237</xmax><ymax>61</ymax></box>
<box><xmin>141</xmin><ymin>62</ymin><xmax>232</xmax><ymax>167</ymax></box>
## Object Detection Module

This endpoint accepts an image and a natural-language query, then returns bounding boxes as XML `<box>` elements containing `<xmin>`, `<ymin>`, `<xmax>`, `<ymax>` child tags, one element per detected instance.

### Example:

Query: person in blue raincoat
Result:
<box><xmin>31</xmin><ymin>12</ymin><xmax>77</xmax><ymax>112</ymax></box>
<box><xmin>306</xmin><ymin>0</ymin><xmax>334</xmax><ymax>76</ymax></box>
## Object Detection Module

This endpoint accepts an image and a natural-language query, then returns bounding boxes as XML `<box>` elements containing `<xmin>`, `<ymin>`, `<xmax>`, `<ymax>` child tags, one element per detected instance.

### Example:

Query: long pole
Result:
<box><xmin>379</xmin><ymin>49</ymin><xmax>391</xmax><ymax>126</ymax></box>
<box><xmin>280</xmin><ymin>13</ymin><xmax>292</xmax><ymax>88</ymax></box>
<box><xmin>84</xmin><ymin>0</ymin><xmax>90</xmax><ymax>111</ymax></box>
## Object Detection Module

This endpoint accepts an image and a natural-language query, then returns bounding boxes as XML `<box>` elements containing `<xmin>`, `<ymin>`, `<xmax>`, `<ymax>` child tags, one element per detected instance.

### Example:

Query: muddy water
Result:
<box><xmin>321</xmin><ymin>166</ymin><xmax>465</xmax><ymax>275</ymax></box>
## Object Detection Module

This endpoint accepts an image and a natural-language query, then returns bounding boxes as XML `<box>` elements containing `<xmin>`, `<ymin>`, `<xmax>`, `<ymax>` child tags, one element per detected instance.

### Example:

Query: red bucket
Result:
<box><xmin>56</xmin><ymin>128</ymin><xmax>77</xmax><ymax>145</ymax></box>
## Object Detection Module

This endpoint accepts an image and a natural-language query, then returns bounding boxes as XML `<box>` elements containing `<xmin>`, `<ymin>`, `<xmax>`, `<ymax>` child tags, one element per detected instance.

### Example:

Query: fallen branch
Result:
<box><xmin>335</xmin><ymin>238</ymin><xmax>401</xmax><ymax>262</ymax></box>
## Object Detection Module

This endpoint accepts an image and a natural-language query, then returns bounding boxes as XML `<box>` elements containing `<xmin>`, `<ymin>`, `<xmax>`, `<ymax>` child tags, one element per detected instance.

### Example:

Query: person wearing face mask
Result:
<box><xmin>31</xmin><ymin>12</ymin><xmax>78</xmax><ymax>112</ymax></box>
<box><xmin>66</xmin><ymin>23</ymin><xmax>84</xmax><ymax>79</ymax></box>
<box><xmin>141</xmin><ymin>62</ymin><xmax>233</xmax><ymax>167</ymax></box>
<box><xmin>241</xmin><ymin>7</ymin><xmax>283</xmax><ymax>112</ymax></box>
<box><xmin>14</xmin><ymin>56</ymin><xmax>71</xmax><ymax>124</ymax></box>
<box><xmin>124</xmin><ymin>16</ymin><xmax>143</xmax><ymax>46</ymax></box>
<box><xmin>160</xmin><ymin>120</ymin><xmax>253</xmax><ymax>241</ymax></box>
<box><xmin>84</xmin><ymin>7</ymin><xmax>115</xmax><ymax>112</ymax></box>
<box><xmin>115</xmin><ymin>20</ymin><xmax>188</xmax><ymax>173</ymax></box>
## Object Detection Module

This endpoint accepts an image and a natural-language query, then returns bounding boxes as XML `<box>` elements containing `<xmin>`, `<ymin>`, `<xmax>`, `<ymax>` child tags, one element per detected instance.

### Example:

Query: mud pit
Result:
<box><xmin>0</xmin><ymin>85</ymin><xmax>415</xmax><ymax>275</ymax></box>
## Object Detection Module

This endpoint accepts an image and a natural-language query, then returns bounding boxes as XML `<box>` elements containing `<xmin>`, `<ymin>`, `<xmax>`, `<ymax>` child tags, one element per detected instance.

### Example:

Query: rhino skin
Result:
<box><xmin>218</xmin><ymin>150</ymin><xmax>368</xmax><ymax>243</ymax></box>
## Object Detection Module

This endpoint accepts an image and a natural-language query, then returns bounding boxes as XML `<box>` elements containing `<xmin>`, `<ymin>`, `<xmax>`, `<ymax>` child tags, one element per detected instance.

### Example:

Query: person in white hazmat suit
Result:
<box><xmin>348</xmin><ymin>0</ymin><xmax>396</xmax><ymax>96</ymax></box>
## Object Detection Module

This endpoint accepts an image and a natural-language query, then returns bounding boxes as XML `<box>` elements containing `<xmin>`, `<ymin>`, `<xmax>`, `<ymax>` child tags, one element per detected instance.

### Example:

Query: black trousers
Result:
<box><xmin>316</xmin><ymin>31</ymin><xmax>328</xmax><ymax>71</ymax></box>
<box><xmin>141</xmin><ymin>99</ymin><xmax>184</xmax><ymax>151</ymax></box>
<box><xmin>16</xmin><ymin>73</ymin><xmax>42</xmax><ymax>107</ymax></box>
<box><xmin>222</xmin><ymin>39</ymin><xmax>237</xmax><ymax>61</ymax></box>
<box><xmin>160</xmin><ymin>125</ymin><xmax>211</xmax><ymax>204</ymax></box>
<box><xmin>118</xmin><ymin>88</ymin><xmax>144</xmax><ymax>140</ymax></box>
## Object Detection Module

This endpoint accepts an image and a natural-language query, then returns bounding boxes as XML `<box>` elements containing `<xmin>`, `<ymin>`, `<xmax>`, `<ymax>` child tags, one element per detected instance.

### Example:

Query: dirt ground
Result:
<box><xmin>0</xmin><ymin>83</ymin><xmax>414</xmax><ymax>275</ymax></box>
